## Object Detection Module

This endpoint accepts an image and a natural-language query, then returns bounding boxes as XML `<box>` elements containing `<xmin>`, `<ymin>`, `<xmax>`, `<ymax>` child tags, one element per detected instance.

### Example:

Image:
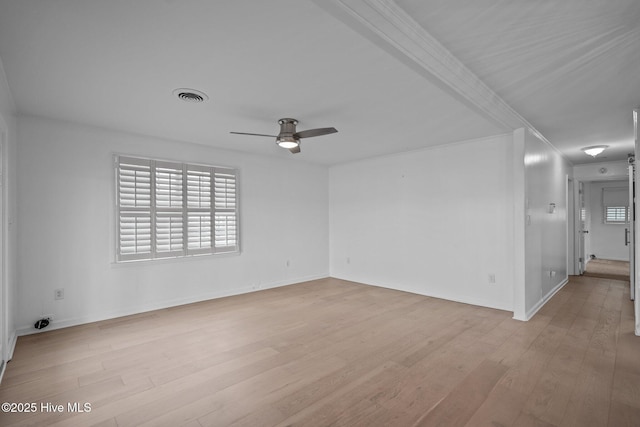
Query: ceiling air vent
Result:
<box><xmin>173</xmin><ymin>88</ymin><xmax>208</xmax><ymax>103</ymax></box>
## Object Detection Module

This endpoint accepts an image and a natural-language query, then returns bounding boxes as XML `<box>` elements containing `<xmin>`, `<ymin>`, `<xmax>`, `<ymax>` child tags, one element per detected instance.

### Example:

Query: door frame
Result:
<box><xmin>0</xmin><ymin>118</ymin><xmax>6</xmax><ymax>371</ymax></box>
<box><xmin>629</xmin><ymin>162</ymin><xmax>635</xmax><ymax>301</ymax></box>
<box><xmin>571</xmin><ymin>180</ymin><xmax>587</xmax><ymax>275</ymax></box>
<box><xmin>634</xmin><ymin>109</ymin><xmax>640</xmax><ymax>336</ymax></box>
<box><xmin>572</xmin><ymin>175</ymin><xmax>633</xmax><ymax>275</ymax></box>
<box><xmin>577</xmin><ymin>180</ymin><xmax>586</xmax><ymax>274</ymax></box>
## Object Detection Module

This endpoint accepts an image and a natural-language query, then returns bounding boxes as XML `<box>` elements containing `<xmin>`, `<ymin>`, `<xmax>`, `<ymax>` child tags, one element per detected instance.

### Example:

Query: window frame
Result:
<box><xmin>603</xmin><ymin>206</ymin><xmax>629</xmax><ymax>224</ymax></box>
<box><xmin>115</xmin><ymin>155</ymin><xmax>239</xmax><ymax>262</ymax></box>
<box><xmin>601</xmin><ymin>186</ymin><xmax>629</xmax><ymax>225</ymax></box>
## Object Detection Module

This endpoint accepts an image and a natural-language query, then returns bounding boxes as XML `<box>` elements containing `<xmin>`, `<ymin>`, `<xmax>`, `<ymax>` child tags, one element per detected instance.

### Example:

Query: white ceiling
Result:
<box><xmin>0</xmin><ymin>0</ymin><xmax>637</xmax><ymax>166</ymax></box>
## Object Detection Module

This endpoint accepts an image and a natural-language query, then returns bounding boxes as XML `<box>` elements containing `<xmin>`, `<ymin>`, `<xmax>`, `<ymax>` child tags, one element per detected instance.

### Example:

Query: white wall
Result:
<box><xmin>516</xmin><ymin>129</ymin><xmax>572</xmax><ymax>320</ymax></box>
<box><xmin>0</xmin><ymin>57</ymin><xmax>18</xmax><ymax>363</ymax></box>
<box><xmin>16</xmin><ymin>116</ymin><xmax>329</xmax><ymax>333</ymax></box>
<box><xmin>13</xmin><ymin>118</ymin><xmax>576</xmax><ymax>333</ymax></box>
<box><xmin>574</xmin><ymin>160</ymin><xmax>630</xmax><ymax>181</ymax></box>
<box><xmin>329</xmin><ymin>134</ymin><xmax>515</xmax><ymax>311</ymax></box>
<box><xmin>586</xmin><ymin>180</ymin><xmax>629</xmax><ymax>261</ymax></box>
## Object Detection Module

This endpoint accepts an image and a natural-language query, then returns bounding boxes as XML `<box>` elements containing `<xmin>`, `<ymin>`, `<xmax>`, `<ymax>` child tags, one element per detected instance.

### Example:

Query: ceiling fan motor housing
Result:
<box><xmin>278</xmin><ymin>118</ymin><xmax>298</xmax><ymax>136</ymax></box>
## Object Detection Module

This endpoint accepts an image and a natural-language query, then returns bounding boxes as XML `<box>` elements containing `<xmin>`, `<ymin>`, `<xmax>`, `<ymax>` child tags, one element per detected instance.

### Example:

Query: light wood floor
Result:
<box><xmin>1</xmin><ymin>276</ymin><xmax>639</xmax><ymax>427</ymax></box>
<box><xmin>584</xmin><ymin>258</ymin><xmax>630</xmax><ymax>281</ymax></box>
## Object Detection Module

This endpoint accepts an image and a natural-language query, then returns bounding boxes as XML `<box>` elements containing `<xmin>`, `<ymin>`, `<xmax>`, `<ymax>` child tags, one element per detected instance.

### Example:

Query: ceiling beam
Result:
<box><xmin>315</xmin><ymin>0</ymin><xmax>550</xmax><ymax>143</ymax></box>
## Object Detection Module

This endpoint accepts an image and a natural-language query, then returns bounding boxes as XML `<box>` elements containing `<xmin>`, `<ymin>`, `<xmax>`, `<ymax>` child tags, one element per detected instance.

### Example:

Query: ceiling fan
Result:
<box><xmin>230</xmin><ymin>118</ymin><xmax>337</xmax><ymax>154</ymax></box>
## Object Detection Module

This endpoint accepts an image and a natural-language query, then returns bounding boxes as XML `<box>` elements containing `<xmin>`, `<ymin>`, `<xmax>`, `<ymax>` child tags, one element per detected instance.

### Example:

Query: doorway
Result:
<box><xmin>583</xmin><ymin>258</ymin><xmax>630</xmax><ymax>281</ymax></box>
<box><xmin>573</xmin><ymin>176</ymin><xmax>633</xmax><ymax>283</ymax></box>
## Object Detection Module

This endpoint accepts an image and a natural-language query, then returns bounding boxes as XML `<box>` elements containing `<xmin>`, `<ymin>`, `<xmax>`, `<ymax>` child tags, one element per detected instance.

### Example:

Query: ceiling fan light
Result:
<box><xmin>277</xmin><ymin>136</ymin><xmax>299</xmax><ymax>149</ymax></box>
<box><xmin>582</xmin><ymin>145</ymin><xmax>608</xmax><ymax>157</ymax></box>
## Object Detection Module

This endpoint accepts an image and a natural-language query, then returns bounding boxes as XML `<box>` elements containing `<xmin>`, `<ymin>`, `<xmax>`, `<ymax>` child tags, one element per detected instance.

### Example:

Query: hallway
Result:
<box><xmin>584</xmin><ymin>258</ymin><xmax>630</xmax><ymax>281</ymax></box>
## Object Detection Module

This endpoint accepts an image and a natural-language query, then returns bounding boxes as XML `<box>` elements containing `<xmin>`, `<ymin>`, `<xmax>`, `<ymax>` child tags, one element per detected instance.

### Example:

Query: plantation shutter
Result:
<box><xmin>117</xmin><ymin>157</ymin><xmax>152</xmax><ymax>261</ymax></box>
<box><xmin>155</xmin><ymin>161</ymin><xmax>184</xmax><ymax>257</ymax></box>
<box><xmin>214</xmin><ymin>168</ymin><xmax>238</xmax><ymax>252</ymax></box>
<box><xmin>187</xmin><ymin>165</ymin><xmax>213</xmax><ymax>255</ymax></box>
<box><xmin>605</xmin><ymin>207</ymin><xmax>627</xmax><ymax>223</ymax></box>
<box><xmin>603</xmin><ymin>187</ymin><xmax>629</xmax><ymax>224</ymax></box>
<box><xmin>116</xmin><ymin>155</ymin><xmax>239</xmax><ymax>261</ymax></box>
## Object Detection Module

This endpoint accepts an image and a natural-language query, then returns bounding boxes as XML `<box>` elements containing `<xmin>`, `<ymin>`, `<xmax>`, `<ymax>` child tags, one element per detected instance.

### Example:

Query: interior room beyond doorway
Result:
<box><xmin>584</xmin><ymin>258</ymin><xmax>630</xmax><ymax>281</ymax></box>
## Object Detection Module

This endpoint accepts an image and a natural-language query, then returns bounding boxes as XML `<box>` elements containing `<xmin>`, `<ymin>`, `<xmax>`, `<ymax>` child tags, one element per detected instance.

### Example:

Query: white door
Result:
<box><xmin>634</xmin><ymin>109</ymin><xmax>640</xmax><ymax>336</ymax></box>
<box><xmin>629</xmin><ymin>162</ymin><xmax>635</xmax><ymax>300</ymax></box>
<box><xmin>0</xmin><ymin>134</ymin><xmax>4</xmax><ymax>367</ymax></box>
<box><xmin>578</xmin><ymin>181</ymin><xmax>587</xmax><ymax>274</ymax></box>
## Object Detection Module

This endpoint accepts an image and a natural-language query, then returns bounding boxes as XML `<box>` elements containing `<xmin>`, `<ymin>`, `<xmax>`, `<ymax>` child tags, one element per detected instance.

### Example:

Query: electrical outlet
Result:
<box><xmin>286</xmin><ymin>260</ymin><xmax>290</xmax><ymax>267</ymax></box>
<box><xmin>488</xmin><ymin>273</ymin><xmax>496</xmax><ymax>284</ymax></box>
<box><xmin>54</xmin><ymin>288</ymin><xmax>64</xmax><ymax>300</ymax></box>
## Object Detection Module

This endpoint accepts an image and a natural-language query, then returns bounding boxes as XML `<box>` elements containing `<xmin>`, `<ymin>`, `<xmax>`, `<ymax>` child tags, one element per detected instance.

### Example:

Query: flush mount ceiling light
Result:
<box><xmin>276</xmin><ymin>135</ymin><xmax>300</xmax><ymax>149</ymax></box>
<box><xmin>173</xmin><ymin>88</ymin><xmax>208</xmax><ymax>103</ymax></box>
<box><xmin>582</xmin><ymin>145</ymin><xmax>608</xmax><ymax>157</ymax></box>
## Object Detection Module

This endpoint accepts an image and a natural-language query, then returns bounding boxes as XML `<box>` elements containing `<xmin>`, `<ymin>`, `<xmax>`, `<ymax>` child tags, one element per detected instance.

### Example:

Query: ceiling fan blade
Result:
<box><xmin>289</xmin><ymin>145</ymin><xmax>301</xmax><ymax>154</ymax></box>
<box><xmin>294</xmin><ymin>127</ymin><xmax>338</xmax><ymax>139</ymax></box>
<box><xmin>230</xmin><ymin>132</ymin><xmax>278</xmax><ymax>138</ymax></box>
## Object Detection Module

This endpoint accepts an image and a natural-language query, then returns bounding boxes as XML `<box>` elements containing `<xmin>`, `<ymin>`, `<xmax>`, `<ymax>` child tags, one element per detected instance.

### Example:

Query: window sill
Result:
<box><xmin>111</xmin><ymin>250</ymin><xmax>241</xmax><ymax>267</ymax></box>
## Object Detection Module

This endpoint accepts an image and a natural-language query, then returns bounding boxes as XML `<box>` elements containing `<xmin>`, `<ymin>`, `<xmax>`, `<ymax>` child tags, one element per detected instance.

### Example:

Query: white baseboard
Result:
<box><xmin>0</xmin><ymin>331</ymin><xmax>17</xmax><ymax>385</ymax></box>
<box><xmin>330</xmin><ymin>273</ymin><xmax>513</xmax><ymax>313</ymax></box>
<box><xmin>16</xmin><ymin>274</ymin><xmax>328</xmax><ymax>336</ymax></box>
<box><xmin>520</xmin><ymin>277</ymin><xmax>569</xmax><ymax>321</ymax></box>
<box><xmin>7</xmin><ymin>330</ymin><xmax>16</xmax><ymax>360</ymax></box>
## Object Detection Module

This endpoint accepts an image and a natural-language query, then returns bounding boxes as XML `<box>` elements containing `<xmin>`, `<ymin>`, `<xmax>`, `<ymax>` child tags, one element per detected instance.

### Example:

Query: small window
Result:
<box><xmin>602</xmin><ymin>186</ymin><xmax>629</xmax><ymax>225</ymax></box>
<box><xmin>115</xmin><ymin>155</ymin><xmax>239</xmax><ymax>262</ymax></box>
<box><xmin>604</xmin><ymin>206</ymin><xmax>628</xmax><ymax>224</ymax></box>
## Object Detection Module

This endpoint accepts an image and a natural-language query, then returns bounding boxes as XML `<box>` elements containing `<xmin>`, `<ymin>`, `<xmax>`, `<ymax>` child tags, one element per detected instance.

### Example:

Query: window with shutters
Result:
<box><xmin>116</xmin><ymin>156</ymin><xmax>239</xmax><ymax>262</ymax></box>
<box><xmin>604</xmin><ymin>206</ymin><xmax>628</xmax><ymax>224</ymax></box>
<box><xmin>602</xmin><ymin>187</ymin><xmax>629</xmax><ymax>225</ymax></box>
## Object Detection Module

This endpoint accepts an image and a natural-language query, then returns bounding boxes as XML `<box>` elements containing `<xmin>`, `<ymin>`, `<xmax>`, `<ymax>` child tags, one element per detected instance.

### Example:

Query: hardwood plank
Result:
<box><xmin>615</xmin><ymin>326</ymin><xmax>640</xmax><ymax>376</ymax></box>
<box><xmin>368</xmin><ymin>338</ymin><xmax>499</xmax><ymax>426</ymax></box>
<box><xmin>522</xmin><ymin>332</ymin><xmax>593</xmax><ymax>425</ymax></box>
<box><xmin>274</xmin><ymin>361</ymin><xmax>407</xmax><ymax>427</ymax></box>
<box><xmin>497</xmin><ymin>348</ymin><xmax>550</xmax><ymax>395</ymax></box>
<box><xmin>271</xmin><ymin>329</ymin><xmax>427</xmax><ymax>419</ymax></box>
<box><xmin>611</xmin><ymin>370</ymin><xmax>640</xmax><ymax>410</ymax></box>
<box><xmin>413</xmin><ymin>359</ymin><xmax>508</xmax><ymax>427</ymax></box>
<box><xmin>0</xmin><ymin>276</ymin><xmax>636</xmax><ymax>427</ymax></box>
<box><xmin>90</xmin><ymin>417</ymin><xmax>119</xmax><ymax>427</ymax></box>
<box><xmin>464</xmin><ymin>384</ymin><xmax>528</xmax><ymax>426</ymax></box>
<box><xmin>513</xmin><ymin>412</ymin><xmax>557</xmax><ymax>427</ymax></box>
<box><xmin>608</xmin><ymin>400</ymin><xmax>640</xmax><ymax>427</ymax></box>
<box><xmin>487</xmin><ymin>314</ymin><xmax>551</xmax><ymax>368</ymax></box>
<box><xmin>138</xmin><ymin>355</ymin><xmax>347</xmax><ymax>427</ymax></box>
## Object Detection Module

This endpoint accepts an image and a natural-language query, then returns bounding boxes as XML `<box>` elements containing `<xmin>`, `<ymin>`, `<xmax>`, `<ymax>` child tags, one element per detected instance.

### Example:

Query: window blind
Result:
<box><xmin>155</xmin><ymin>161</ymin><xmax>184</xmax><ymax>257</ymax></box>
<box><xmin>187</xmin><ymin>166</ymin><xmax>212</xmax><ymax>254</ymax></box>
<box><xmin>116</xmin><ymin>156</ymin><xmax>239</xmax><ymax>261</ymax></box>
<box><xmin>605</xmin><ymin>206</ymin><xmax>627</xmax><ymax>223</ymax></box>
<box><xmin>117</xmin><ymin>158</ymin><xmax>152</xmax><ymax>260</ymax></box>
<box><xmin>214</xmin><ymin>169</ymin><xmax>238</xmax><ymax>252</ymax></box>
<box><xmin>602</xmin><ymin>187</ymin><xmax>628</xmax><ymax>207</ymax></box>
<box><xmin>602</xmin><ymin>186</ymin><xmax>629</xmax><ymax>224</ymax></box>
